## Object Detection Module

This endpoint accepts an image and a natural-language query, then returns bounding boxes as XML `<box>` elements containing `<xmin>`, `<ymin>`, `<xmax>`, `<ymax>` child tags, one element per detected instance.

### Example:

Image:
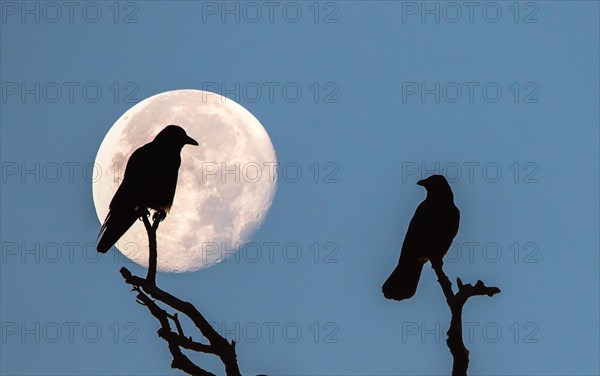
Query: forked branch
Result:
<box><xmin>121</xmin><ymin>210</ymin><xmax>241</xmax><ymax>376</ymax></box>
<box><xmin>430</xmin><ymin>258</ymin><xmax>501</xmax><ymax>376</ymax></box>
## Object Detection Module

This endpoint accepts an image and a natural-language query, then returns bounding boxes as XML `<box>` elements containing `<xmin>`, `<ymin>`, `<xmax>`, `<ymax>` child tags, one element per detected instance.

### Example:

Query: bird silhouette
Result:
<box><xmin>382</xmin><ymin>175</ymin><xmax>460</xmax><ymax>301</ymax></box>
<box><xmin>97</xmin><ymin>125</ymin><xmax>198</xmax><ymax>253</ymax></box>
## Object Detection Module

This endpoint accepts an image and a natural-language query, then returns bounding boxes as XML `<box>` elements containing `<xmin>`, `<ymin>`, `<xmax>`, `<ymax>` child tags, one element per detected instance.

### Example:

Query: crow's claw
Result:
<box><xmin>136</xmin><ymin>206</ymin><xmax>150</xmax><ymax>221</ymax></box>
<box><xmin>153</xmin><ymin>209</ymin><xmax>166</xmax><ymax>222</ymax></box>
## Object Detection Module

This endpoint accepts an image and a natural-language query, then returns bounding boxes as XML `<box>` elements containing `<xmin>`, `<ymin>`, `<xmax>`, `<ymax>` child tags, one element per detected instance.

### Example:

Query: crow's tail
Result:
<box><xmin>382</xmin><ymin>256</ymin><xmax>425</xmax><ymax>301</ymax></box>
<box><xmin>97</xmin><ymin>209</ymin><xmax>138</xmax><ymax>253</ymax></box>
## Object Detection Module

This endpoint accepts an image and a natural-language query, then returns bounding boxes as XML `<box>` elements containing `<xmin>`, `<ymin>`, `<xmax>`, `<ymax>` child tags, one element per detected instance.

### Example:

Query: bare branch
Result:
<box><xmin>430</xmin><ymin>258</ymin><xmax>501</xmax><ymax>376</ymax></box>
<box><xmin>121</xmin><ymin>211</ymin><xmax>242</xmax><ymax>376</ymax></box>
<box><xmin>133</xmin><ymin>286</ymin><xmax>215</xmax><ymax>376</ymax></box>
<box><xmin>430</xmin><ymin>258</ymin><xmax>454</xmax><ymax>303</ymax></box>
<box><xmin>139</xmin><ymin>211</ymin><xmax>157</xmax><ymax>286</ymax></box>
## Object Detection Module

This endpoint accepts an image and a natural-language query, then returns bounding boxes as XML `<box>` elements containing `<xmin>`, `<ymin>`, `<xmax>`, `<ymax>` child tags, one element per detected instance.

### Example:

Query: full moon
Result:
<box><xmin>92</xmin><ymin>90</ymin><xmax>277</xmax><ymax>272</ymax></box>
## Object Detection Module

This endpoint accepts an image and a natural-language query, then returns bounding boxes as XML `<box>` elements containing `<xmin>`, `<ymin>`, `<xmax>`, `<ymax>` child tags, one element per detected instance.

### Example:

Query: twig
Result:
<box><xmin>132</xmin><ymin>285</ymin><xmax>215</xmax><ymax>376</ymax></box>
<box><xmin>430</xmin><ymin>258</ymin><xmax>501</xmax><ymax>376</ymax></box>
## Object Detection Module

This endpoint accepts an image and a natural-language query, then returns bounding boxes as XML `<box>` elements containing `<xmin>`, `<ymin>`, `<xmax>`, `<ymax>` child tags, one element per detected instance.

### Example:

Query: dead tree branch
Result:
<box><xmin>430</xmin><ymin>258</ymin><xmax>501</xmax><ymax>376</ymax></box>
<box><xmin>121</xmin><ymin>210</ymin><xmax>241</xmax><ymax>376</ymax></box>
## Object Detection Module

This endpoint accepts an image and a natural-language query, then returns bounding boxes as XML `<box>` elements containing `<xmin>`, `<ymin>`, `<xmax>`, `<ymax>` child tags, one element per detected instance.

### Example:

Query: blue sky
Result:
<box><xmin>1</xmin><ymin>1</ymin><xmax>599</xmax><ymax>375</ymax></box>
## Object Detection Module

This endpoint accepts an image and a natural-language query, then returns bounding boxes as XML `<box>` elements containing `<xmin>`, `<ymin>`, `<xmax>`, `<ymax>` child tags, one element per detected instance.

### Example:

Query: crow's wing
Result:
<box><xmin>382</xmin><ymin>199</ymin><xmax>459</xmax><ymax>301</ymax></box>
<box><xmin>97</xmin><ymin>143</ymin><xmax>156</xmax><ymax>253</ymax></box>
<box><xmin>109</xmin><ymin>143</ymin><xmax>157</xmax><ymax>210</ymax></box>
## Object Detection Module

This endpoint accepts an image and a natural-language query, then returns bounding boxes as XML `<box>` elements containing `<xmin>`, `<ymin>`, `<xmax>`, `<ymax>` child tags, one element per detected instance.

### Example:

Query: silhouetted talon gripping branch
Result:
<box><xmin>382</xmin><ymin>175</ymin><xmax>501</xmax><ymax>376</ymax></box>
<box><xmin>153</xmin><ymin>209</ymin><xmax>167</xmax><ymax>222</ymax></box>
<box><xmin>98</xmin><ymin>126</ymin><xmax>242</xmax><ymax>375</ymax></box>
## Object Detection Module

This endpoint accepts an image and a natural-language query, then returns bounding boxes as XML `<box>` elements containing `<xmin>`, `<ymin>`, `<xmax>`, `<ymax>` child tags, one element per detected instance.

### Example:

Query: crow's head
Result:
<box><xmin>154</xmin><ymin>125</ymin><xmax>199</xmax><ymax>147</ymax></box>
<box><xmin>417</xmin><ymin>175</ymin><xmax>453</xmax><ymax>196</ymax></box>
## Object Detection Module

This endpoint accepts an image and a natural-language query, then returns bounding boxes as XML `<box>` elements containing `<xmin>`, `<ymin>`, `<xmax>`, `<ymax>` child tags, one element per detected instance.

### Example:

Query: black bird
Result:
<box><xmin>97</xmin><ymin>125</ymin><xmax>198</xmax><ymax>253</ymax></box>
<box><xmin>382</xmin><ymin>175</ymin><xmax>460</xmax><ymax>301</ymax></box>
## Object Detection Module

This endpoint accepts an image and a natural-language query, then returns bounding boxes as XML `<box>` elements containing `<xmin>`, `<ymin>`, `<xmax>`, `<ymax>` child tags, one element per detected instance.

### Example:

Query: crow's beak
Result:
<box><xmin>185</xmin><ymin>136</ymin><xmax>199</xmax><ymax>146</ymax></box>
<box><xmin>416</xmin><ymin>179</ymin><xmax>426</xmax><ymax>186</ymax></box>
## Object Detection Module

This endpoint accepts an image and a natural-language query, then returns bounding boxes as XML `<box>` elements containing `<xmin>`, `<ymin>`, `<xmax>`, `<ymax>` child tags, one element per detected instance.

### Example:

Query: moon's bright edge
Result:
<box><xmin>92</xmin><ymin>90</ymin><xmax>277</xmax><ymax>272</ymax></box>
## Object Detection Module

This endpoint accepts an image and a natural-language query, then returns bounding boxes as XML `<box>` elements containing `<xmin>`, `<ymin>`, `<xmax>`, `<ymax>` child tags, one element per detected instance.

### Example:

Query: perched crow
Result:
<box><xmin>382</xmin><ymin>175</ymin><xmax>460</xmax><ymax>301</ymax></box>
<box><xmin>97</xmin><ymin>125</ymin><xmax>198</xmax><ymax>253</ymax></box>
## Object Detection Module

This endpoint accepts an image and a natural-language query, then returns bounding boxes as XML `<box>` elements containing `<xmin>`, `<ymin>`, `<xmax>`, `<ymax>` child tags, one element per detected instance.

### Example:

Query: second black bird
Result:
<box><xmin>382</xmin><ymin>175</ymin><xmax>460</xmax><ymax>301</ymax></box>
<box><xmin>97</xmin><ymin>125</ymin><xmax>198</xmax><ymax>253</ymax></box>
